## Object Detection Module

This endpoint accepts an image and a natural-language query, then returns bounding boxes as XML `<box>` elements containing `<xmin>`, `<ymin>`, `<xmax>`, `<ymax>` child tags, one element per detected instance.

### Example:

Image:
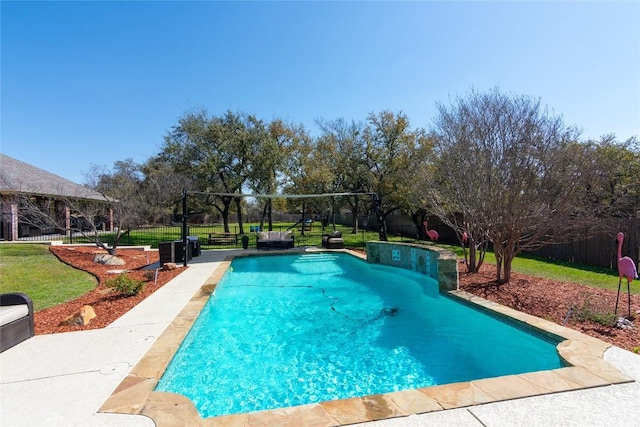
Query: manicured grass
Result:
<box><xmin>89</xmin><ymin>223</ymin><xmax>377</xmax><ymax>249</ymax></box>
<box><xmin>0</xmin><ymin>244</ymin><xmax>98</xmax><ymax>311</ymax></box>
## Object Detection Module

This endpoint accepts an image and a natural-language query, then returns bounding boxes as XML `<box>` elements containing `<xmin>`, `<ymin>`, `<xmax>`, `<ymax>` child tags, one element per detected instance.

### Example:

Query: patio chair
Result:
<box><xmin>0</xmin><ymin>292</ymin><xmax>35</xmax><ymax>352</ymax></box>
<box><xmin>322</xmin><ymin>230</ymin><xmax>344</xmax><ymax>249</ymax></box>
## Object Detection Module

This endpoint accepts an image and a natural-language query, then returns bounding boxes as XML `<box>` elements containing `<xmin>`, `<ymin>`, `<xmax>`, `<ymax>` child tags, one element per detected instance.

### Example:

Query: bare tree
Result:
<box><xmin>429</xmin><ymin>88</ymin><xmax>585</xmax><ymax>283</ymax></box>
<box><xmin>14</xmin><ymin>184</ymin><xmax>115</xmax><ymax>253</ymax></box>
<box><xmin>18</xmin><ymin>159</ymin><xmax>181</xmax><ymax>255</ymax></box>
<box><xmin>87</xmin><ymin>159</ymin><xmax>172</xmax><ymax>254</ymax></box>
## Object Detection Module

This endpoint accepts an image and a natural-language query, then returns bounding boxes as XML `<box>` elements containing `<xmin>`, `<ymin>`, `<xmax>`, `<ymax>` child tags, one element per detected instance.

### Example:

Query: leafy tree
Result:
<box><xmin>160</xmin><ymin>110</ymin><xmax>262</xmax><ymax>232</ymax></box>
<box><xmin>362</xmin><ymin>111</ymin><xmax>429</xmax><ymax>240</ymax></box>
<box><xmin>251</xmin><ymin>119</ymin><xmax>299</xmax><ymax>231</ymax></box>
<box><xmin>580</xmin><ymin>135</ymin><xmax>640</xmax><ymax>219</ymax></box>
<box><xmin>429</xmin><ymin>88</ymin><xmax>585</xmax><ymax>283</ymax></box>
<box><xmin>139</xmin><ymin>156</ymin><xmax>187</xmax><ymax>224</ymax></box>
<box><xmin>316</xmin><ymin>118</ymin><xmax>371</xmax><ymax>233</ymax></box>
<box><xmin>280</xmin><ymin>123</ymin><xmax>332</xmax><ymax>225</ymax></box>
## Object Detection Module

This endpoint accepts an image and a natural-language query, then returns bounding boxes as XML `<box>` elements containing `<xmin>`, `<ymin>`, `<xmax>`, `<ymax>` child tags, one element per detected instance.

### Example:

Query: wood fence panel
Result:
<box><xmin>529</xmin><ymin>219</ymin><xmax>640</xmax><ymax>269</ymax></box>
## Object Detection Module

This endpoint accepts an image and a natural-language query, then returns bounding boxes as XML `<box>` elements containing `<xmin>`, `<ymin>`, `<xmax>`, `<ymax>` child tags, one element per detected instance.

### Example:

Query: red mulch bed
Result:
<box><xmin>36</xmin><ymin>246</ymin><xmax>639</xmax><ymax>352</ymax></box>
<box><xmin>35</xmin><ymin>246</ymin><xmax>185</xmax><ymax>334</ymax></box>
<box><xmin>458</xmin><ymin>261</ymin><xmax>639</xmax><ymax>352</ymax></box>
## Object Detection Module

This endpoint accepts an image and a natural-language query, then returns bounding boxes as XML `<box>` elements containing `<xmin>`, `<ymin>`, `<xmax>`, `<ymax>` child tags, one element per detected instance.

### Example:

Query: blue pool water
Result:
<box><xmin>156</xmin><ymin>252</ymin><xmax>562</xmax><ymax>418</ymax></box>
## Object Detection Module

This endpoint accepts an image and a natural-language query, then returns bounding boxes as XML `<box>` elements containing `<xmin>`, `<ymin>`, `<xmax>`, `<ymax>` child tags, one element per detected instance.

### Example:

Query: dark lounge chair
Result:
<box><xmin>1</xmin><ymin>293</ymin><xmax>35</xmax><ymax>352</ymax></box>
<box><xmin>322</xmin><ymin>230</ymin><xmax>344</xmax><ymax>249</ymax></box>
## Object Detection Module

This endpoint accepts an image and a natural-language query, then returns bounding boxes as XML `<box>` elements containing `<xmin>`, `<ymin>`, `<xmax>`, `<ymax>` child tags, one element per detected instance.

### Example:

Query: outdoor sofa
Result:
<box><xmin>256</xmin><ymin>231</ymin><xmax>295</xmax><ymax>250</ymax></box>
<box><xmin>0</xmin><ymin>292</ymin><xmax>35</xmax><ymax>352</ymax></box>
<box><xmin>322</xmin><ymin>230</ymin><xmax>345</xmax><ymax>249</ymax></box>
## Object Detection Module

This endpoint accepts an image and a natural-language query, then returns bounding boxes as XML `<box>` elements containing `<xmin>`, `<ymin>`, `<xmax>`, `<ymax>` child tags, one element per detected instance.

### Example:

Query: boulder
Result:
<box><xmin>59</xmin><ymin>305</ymin><xmax>97</xmax><ymax>326</ymax></box>
<box><xmin>94</xmin><ymin>254</ymin><xmax>126</xmax><ymax>266</ymax></box>
<box><xmin>162</xmin><ymin>262</ymin><xmax>178</xmax><ymax>271</ymax></box>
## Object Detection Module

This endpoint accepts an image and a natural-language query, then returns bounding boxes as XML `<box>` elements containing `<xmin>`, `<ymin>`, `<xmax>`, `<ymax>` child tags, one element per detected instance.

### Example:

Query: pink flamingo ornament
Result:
<box><xmin>614</xmin><ymin>232</ymin><xmax>638</xmax><ymax>318</ymax></box>
<box><xmin>423</xmin><ymin>221</ymin><xmax>439</xmax><ymax>241</ymax></box>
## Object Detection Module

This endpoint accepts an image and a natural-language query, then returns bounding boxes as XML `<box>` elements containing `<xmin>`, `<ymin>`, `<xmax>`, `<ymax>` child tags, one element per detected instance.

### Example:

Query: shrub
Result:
<box><xmin>105</xmin><ymin>274</ymin><xmax>145</xmax><ymax>297</ymax></box>
<box><xmin>572</xmin><ymin>293</ymin><xmax>616</xmax><ymax>327</ymax></box>
<box><xmin>143</xmin><ymin>269</ymin><xmax>156</xmax><ymax>282</ymax></box>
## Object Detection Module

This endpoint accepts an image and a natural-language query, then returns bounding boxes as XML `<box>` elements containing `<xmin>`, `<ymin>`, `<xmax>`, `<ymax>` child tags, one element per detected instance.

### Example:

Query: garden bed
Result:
<box><xmin>34</xmin><ymin>246</ymin><xmax>185</xmax><ymax>334</ymax></box>
<box><xmin>458</xmin><ymin>261</ymin><xmax>639</xmax><ymax>352</ymax></box>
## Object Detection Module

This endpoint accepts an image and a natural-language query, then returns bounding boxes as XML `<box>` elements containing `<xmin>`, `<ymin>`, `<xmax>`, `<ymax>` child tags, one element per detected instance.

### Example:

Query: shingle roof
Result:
<box><xmin>0</xmin><ymin>153</ymin><xmax>108</xmax><ymax>201</ymax></box>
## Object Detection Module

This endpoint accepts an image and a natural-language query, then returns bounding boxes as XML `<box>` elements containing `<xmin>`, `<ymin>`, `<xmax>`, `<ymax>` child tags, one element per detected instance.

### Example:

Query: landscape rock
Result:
<box><xmin>94</xmin><ymin>254</ymin><xmax>126</xmax><ymax>266</ymax></box>
<box><xmin>162</xmin><ymin>262</ymin><xmax>178</xmax><ymax>271</ymax></box>
<box><xmin>58</xmin><ymin>305</ymin><xmax>97</xmax><ymax>326</ymax></box>
<box><xmin>616</xmin><ymin>317</ymin><xmax>634</xmax><ymax>330</ymax></box>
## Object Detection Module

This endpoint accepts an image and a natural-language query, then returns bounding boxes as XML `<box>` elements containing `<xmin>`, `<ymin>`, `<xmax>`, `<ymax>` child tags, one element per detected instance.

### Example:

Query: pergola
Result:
<box><xmin>178</xmin><ymin>190</ymin><xmax>383</xmax><ymax>266</ymax></box>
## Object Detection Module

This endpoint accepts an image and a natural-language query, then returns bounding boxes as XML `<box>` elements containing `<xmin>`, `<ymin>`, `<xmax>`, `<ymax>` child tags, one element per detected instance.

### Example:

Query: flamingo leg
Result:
<box><xmin>614</xmin><ymin>277</ymin><xmax>622</xmax><ymax>317</ymax></box>
<box><xmin>627</xmin><ymin>279</ymin><xmax>631</xmax><ymax>318</ymax></box>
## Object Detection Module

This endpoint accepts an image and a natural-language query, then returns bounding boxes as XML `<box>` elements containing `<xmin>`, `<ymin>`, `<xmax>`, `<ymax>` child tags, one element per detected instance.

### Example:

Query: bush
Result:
<box><xmin>105</xmin><ymin>274</ymin><xmax>145</xmax><ymax>297</ymax></box>
<box><xmin>143</xmin><ymin>269</ymin><xmax>156</xmax><ymax>282</ymax></box>
<box><xmin>572</xmin><ymin>293</ymin><xmax>616</xmax><ymax>327</ymax></box>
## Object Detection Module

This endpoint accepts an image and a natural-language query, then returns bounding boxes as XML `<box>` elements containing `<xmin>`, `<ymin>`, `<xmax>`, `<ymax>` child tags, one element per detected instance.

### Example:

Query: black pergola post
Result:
<box><xmin>182</xmin><ymin>189</ymin><xmax>188</xmax><ymax>267</ymax></box>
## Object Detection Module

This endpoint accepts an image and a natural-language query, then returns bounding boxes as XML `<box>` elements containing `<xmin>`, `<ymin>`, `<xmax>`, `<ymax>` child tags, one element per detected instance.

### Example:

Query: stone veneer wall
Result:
<box><xmin>365</xmin><ymin>241</ymin><xmax>458</xmax><ymax>291</ymax></box>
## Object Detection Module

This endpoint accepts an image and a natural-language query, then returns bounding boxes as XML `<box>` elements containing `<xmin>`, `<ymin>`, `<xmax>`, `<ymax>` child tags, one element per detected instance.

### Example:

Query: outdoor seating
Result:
<box><xmin>322</xmin><ymin>230</ymin><xmax>344</xmax><ymax>249</ymax></box>
<box><xmin>256</xmin><ymin>231</ymin><xmax>294</xmax><ymax>250</ymax></box>
<box><xmin>207</xmin><ymin>233</ymin><xmax>238</xmax><ymax>246</ymax></box>
<box><xmin>0</xmin><ymin>292</ymin><xmax>35</xmax><ymax>352</ymax></box>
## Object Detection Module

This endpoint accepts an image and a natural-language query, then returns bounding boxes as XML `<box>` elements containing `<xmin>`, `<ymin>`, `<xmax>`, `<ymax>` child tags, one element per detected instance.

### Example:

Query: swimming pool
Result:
<box><xmin>155</xmin><ymin>252</ymin><xmax>563</xmax><ymax>418</ymax></box>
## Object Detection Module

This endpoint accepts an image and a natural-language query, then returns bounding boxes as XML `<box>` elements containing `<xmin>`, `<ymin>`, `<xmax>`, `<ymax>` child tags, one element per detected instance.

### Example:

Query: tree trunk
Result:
<box><xmin>494</xmin><ymin>242</ymin><xmax>515</xmax><ymax>284</ymax></box>
<box><xmin>503</xmin><ymin>258</ymin><xmax>513</xmax><ymax>283</ymax></box>
<box><xmin>259</xmin><ymin>202</ymin><xmax>268</xmax><ymax>232</ymax></box>
<box><xmin>501</xmin><ymin>248</ymin><xmax>515</xmax><ymax>283</ymax></box>
<box><xmin>379</xmin><ymin>215</ymin><xmax>388</xmax><ymax>241</ymax></box>
<box><xmin>373</xmin><ymin>195</ymin><xmax>387</xmax><ymax>241</ymax></box>
<box><xmin>409</xmin><ymin>211</ymin><xmax>426</xmax><ymax>240</ymax></box>
<box><xmin>234</xmin><ymin>197</ymin><xmax>244</xmax><ymax>234</ymax></box>
<box><xmin>495</xmin><ymin>252</ymin><xmax>503</xmax><ymax>283</ymax></box>
<box><xmin>468</xmin><ymin>239</ymin><xmax>477</xmax><ymax>272</ymax></box>
<box><xmin>221</xmin><ymin>202</ymin><xmax>231</xmax><ymax>233</ymax></box>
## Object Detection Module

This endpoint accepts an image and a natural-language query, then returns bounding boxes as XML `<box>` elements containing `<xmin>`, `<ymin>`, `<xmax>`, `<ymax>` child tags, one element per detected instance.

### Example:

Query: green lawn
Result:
<box><xmin>82</xmin><ymin>223</ymin><xmax>377</xmax><ymax>249</ymax></box>
<box><xmin>0</xmin><ymin>244</ymin><xmax>98</xmax><ymax>311</ymax></box>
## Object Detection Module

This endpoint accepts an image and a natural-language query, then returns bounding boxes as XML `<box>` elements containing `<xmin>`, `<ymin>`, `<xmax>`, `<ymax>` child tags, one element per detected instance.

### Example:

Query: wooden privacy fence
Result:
<box><xmin>528</xmin><ymin>219</ymin><xmax>640</xmax><ymax>269</ymax></box>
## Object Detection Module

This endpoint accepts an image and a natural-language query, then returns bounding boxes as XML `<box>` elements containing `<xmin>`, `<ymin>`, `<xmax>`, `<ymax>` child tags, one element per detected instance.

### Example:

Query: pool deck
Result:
<box><xmin>1</xmin><ymin>248</ymin><xmax>639</xmax><ymax>426</ymax></box>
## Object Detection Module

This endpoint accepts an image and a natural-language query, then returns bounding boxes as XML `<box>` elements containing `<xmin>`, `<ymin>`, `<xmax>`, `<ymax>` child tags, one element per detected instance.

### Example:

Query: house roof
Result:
<box><xmin>0</xmin><ymin>153</ymin><xmax>108</xmax><ymax>201</ymax></box>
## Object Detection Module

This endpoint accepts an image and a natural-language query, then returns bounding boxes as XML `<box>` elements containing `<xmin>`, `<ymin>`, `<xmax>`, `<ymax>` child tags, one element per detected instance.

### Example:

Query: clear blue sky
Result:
<box><xmin>2</xmin><ymin>1</ymin><xmax>639</xmax><ymax>184</ymax></box>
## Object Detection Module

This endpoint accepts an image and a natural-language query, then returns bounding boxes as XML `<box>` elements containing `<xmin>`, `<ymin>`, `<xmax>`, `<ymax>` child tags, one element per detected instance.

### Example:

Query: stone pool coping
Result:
<box><xmin>99</xmin><ymin>249</ymin><xmax>634</xmax><ymax>427</ymax></box>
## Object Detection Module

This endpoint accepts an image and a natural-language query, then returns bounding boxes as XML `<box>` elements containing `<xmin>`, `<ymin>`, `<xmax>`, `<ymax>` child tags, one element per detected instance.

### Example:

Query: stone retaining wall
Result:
<box><xmin>365</xmin><ymin>241</ymin><xmax>458</xmax><ymax>291</ymax></box>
